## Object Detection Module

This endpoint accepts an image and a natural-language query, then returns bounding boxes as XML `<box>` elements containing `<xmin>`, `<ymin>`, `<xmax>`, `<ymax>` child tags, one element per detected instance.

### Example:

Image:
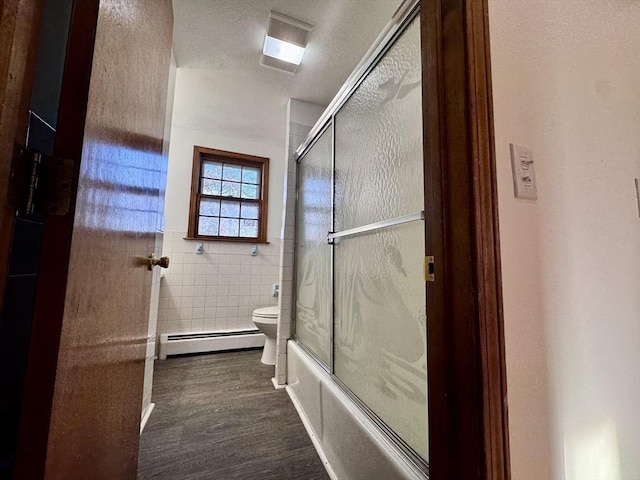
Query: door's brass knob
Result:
<box><xmin>148</xmin><ymin>253</ymin><xmax>170</xmax><ymax>270</ymax></box>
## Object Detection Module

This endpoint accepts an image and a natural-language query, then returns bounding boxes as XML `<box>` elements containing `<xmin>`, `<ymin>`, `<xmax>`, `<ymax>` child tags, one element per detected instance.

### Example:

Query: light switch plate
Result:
<box><xmin>510</xmin><ymin>143</ymin><xmax>537</xmax><ymax>200</ymax></box>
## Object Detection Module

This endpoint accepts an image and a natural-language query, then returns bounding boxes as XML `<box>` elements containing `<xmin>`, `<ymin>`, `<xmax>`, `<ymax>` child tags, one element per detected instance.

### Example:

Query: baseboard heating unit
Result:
<box><xmin>158</xmin><ymin>329</ymin><xmax>265</xmax><ymax>359</ymax></box>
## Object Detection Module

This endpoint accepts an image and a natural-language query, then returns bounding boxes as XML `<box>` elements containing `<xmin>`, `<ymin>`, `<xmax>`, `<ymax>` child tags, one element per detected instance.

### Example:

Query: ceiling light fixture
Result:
<box><xmin>263</xmin><ymin>36</ymin><xmax>305</xmax><ymax>65</ymax></box>
<box><xmin>261</xmin><ymin>11</ymin><xmax>313</xmax><ymax>74</ymax></box>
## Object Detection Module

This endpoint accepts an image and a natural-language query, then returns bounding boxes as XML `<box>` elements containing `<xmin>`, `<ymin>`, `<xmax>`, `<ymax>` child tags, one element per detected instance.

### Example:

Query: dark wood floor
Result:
<box><xmin>137</xmin><ymin>350</ymin><xmax>329</xmax><ymax>480</ymax></box>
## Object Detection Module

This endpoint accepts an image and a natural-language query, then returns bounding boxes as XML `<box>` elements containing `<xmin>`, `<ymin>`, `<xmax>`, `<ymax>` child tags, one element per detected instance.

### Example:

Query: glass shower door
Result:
<box><xmin>293</xmin><ymin>11</ymin><xmax>427</xmax><ymax>466</ymax></box>
<box><xmin>295</xmin><ymin>126</ymin><xmax>333</xmax><ymax>365</ymax></box>
<box><xmin>332</xmin><ymin>17</ymin><xmax>427</xmax><ymax>460</ymax></box>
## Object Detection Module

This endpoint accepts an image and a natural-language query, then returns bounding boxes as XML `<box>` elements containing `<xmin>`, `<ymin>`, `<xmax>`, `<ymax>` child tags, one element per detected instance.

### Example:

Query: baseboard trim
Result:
<box><xmin>271</xmin><ymin>377</ymin><xmax>286</xmax><ymax>390</ymax></box>
<box><xmin>286</xmin><ymin>386</ymin><xmax>338</xmax><ymax>480</ymax></box>
<box><xmin>158</xmin><ymin>329</ymin><xmax>265</xmax><ymax>359</ymax></box>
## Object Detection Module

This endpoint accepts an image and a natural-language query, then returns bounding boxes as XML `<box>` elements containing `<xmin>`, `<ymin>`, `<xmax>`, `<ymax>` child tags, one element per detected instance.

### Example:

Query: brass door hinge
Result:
<box><xmin>8</xmin><ymin>145</ymin><xmax>73</xmax><ymax>215</ymax></box>
<box><xmin>424</xmin><ymin>255</ymin><xmax>435</xmax><ymax>282</ymax></box>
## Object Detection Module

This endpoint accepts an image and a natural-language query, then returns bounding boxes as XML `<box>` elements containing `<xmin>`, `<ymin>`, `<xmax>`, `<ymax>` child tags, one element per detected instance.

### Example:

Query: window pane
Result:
<box><xmin>240</xmin><ymin>203</ymin><xmax>259</xmax><ymax>219</ymax></box>
<box><xmin>203</xmin><ymin>161</ymin><xmax>222</xmax><ymax>179</ymax></box>
<box><xmin>193</xmin><ymin>150</ymin><xmax>267</xmax><ymax>240</ymax></box>
<box><xmin>220</xmin><ymin>218</ymin><xmax>239</xmax><ymax>236</ymax></box>
<box><xmin>200</xmin><ymin>198</ymin><xmax>220</xmax><ymax>216</ymax></box>
<box><xmin>202</xmin><ymin>179</ymin><xmax>221</xmax><ymax>196</ymax></box>
<box><xmin>241</xmin><ymin>183</ymin><xmax>258</xmax><ymax>199</ymax></box>
<box><xmin>221</xmin><ymin>181</ymin><xmax>240</xmax><ymax>197</ymax></box>
<box><xmin>220</xmin><ymin>200</ymin><xmax>240</xmax><ymax>218</ymax></box>
<box><xmin>239</xmin><ymin>219</ymin><xmax>258</xmax><ymax>237</ymax></box>
<box><xmin>222</xmin><ymin>164</ymin><xmax>242</xmax><ymax>182</ymax></box>
<box><xmin>198</xmin><ymin>216</ymin><xmax>219</xmax><ymax>236</ymax></box>
<box><xmin>242</xmin><ymin>166</ymin><xmax>260</xmax><ymax>184</ymax></box>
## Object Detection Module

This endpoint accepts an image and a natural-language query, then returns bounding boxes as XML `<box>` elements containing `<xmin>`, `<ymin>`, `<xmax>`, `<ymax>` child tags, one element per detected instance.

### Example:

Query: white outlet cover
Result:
<box><xmin>510</xmin><ymin>143</ymin><xmax>538</xmax><ymax>200</ymax></box>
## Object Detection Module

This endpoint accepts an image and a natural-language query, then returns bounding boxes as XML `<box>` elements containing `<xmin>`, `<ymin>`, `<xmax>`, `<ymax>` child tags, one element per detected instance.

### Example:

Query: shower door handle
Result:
<box><xmin>327</xmin><ymin>211</ymin><xmax>424</xmax><ymax>244</ymax></box>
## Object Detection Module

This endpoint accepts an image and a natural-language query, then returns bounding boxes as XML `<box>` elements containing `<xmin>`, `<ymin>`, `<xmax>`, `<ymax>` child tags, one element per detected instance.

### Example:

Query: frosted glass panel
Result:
<box><xmin>201</xmin><ymin>179</ymin><xmax>221</xmax><ymax>196</ymax></box>
<box><xmin>239</xmin><ymin>219</ymin><xmax>258</xmax><ymax>237</ymax></box>
<box><xmin>198</xmin><ymin>217</ymin><xmax>219</xmax><ymax>236</ymax></box>
<box><xmin>199</xmin><ymin>198</ymin><xmax>220</xmax><ymax>216</ymax></box>
<box><xmin>241</xmin><ymin>183</ymin><xmax>259</xmax><ymax>199</ymax></box>
<box><xmin>220</xmin><ymin>200</ymin><xmax>240</xmax><ymax>218</ymax></box>
<box><xmin>222</xmin><ymin>164</ymin><xmax>241</xmax><ymax>182</ymax></box>
<box><xmin>242</xmin><ymin>166</ymin><xmax>260</xmax><ymax>184</ymax></box>
<box><xmin>334</xmin><ymin>220</ymin><xmax>427</xmax><ymax>459</ymax></box>
<box><xmin>293</xmin><ymin>14</ymin><xmax>427</xmax><ymax>464</ymax></box>
<box><xmin>220</xmin><ymin>218</ymin><xmax>239</xmax><ymax>236</ymax></box>
<box><xmin>334</xmin><ymin>17</ymin><xmax>423</xmax><ymax>231</ymax></box>
<box><xmin>203</xmin><ymin>161</ymin><xmax>222</xmax><ymax>179</ymax></box>
<box><xmin>240</xmin><ymin>203</ymin><xmax>259</xmax><ymax>219</ymax></box>
<box><xmin>295</xmin><ymin>126</ymin><xmax>332</xmax><ymax>365</ymax></box>
<box><xmin>221</xmin><ymin>181</ymin><xmax>240</xmax><ymax>197</ymax></box>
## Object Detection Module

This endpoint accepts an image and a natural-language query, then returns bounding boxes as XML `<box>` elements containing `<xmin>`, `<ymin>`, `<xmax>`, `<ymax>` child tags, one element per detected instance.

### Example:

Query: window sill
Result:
<box><xmin>183</xmin><ymin>236</ymin><xmax>270</xmax><ymax>244</ymax></box>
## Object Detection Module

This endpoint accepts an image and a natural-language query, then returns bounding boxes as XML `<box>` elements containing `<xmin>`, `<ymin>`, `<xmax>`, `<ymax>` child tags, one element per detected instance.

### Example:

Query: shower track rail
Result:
<box><xmin>294</xmin><ymin>0</ymin><xmax>420</xmax><ymax>162</ymax></box>
<box><xmin>327</xmin><ymin>210</ymin><xmax>424</xmax><ymax>244</ymax></box>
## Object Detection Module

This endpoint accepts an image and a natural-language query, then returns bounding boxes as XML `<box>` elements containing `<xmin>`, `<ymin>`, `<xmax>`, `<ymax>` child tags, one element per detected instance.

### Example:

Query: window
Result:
<box><xmin>187</xmin><ymin>146</ymin><xmax>269</xmax><ymax>242</ymax></box>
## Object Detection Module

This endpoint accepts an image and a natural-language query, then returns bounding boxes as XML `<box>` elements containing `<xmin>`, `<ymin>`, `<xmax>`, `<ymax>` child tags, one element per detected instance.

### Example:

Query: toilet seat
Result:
<box><xmin>252</xmin><ymin>306</ymin><xmax>278</xmax><ymax>319</ymax></box>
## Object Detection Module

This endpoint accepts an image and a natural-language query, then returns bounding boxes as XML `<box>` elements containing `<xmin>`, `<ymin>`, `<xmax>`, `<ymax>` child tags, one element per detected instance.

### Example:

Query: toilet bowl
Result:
<box><xmin>252</xmin><ymin>306</ymin><xmax>278</xmax><ymax>365</ymax></box>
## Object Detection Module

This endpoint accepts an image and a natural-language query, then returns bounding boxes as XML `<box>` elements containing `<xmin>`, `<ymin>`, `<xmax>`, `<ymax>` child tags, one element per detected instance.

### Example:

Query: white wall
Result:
<box><xmin>157</xmin><ymin>67</ymin><xmax>287</xmax><ymax>336</ymax></box>
<box><xmin>489</xmin><ymin>1</ymin><xmax>640</xmax><ymax>479</ymax></box>
<box><xmin>164</xmin><ymin>68</ymin><xmax>286</xmax><ymax>238</ymax></box>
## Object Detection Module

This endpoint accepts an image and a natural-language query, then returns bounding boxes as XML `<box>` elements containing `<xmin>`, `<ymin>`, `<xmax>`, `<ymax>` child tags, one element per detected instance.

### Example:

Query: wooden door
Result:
<box><xmin>4</xmin><ymin>1</ymin><xmax>173</xmax><ymax>478</ymax></box>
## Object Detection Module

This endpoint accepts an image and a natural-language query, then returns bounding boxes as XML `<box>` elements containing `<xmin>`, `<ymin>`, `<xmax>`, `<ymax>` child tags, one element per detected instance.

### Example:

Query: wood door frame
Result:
<box><xmin>0</xmin><ymin>0</ymin><xmax>44</xmax><ymax>310</ymax></box>
<box><xmin>14</xmin><ymin>2</ymin><xmax>100</xmax><ymax>477</ymax></box>
<box><xmin>422</xmin><ymin>1</ymin><xmax>510</xmax><ymax>479</ymax></box>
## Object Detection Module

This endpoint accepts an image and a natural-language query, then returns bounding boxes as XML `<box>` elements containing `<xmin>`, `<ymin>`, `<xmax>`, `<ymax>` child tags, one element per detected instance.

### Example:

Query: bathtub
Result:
<box><xmin>286</xmin><ymin>340</ymin><xmax>428</xmax><ymax>480</ymax></box>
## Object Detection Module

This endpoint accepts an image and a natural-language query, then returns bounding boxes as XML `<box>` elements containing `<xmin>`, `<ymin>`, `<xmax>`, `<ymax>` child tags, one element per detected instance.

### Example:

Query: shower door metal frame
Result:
<box><xmin>326</xmin><ymin>211</ymin><xmax>424</xmax><ymax>243</ymax></box>
<box><xmin>295</xmin><ymin>0</ymin><xmax>421</xmax><ymax>159</ymax></box>
<box><xmin>292</xmin><ymin>119</ymin><xmax>333</xmax><ymax>373</ymax></box>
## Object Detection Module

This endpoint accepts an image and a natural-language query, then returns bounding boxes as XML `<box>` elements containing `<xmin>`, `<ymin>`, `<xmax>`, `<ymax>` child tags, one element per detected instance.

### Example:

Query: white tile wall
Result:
<box><xmin>157</xmin><ymin>233</ymin><xmax>280</xmax><ymax>336</ymax></box>
<box><xmin>275</xmin><ymin>120</ymin><xmax>313</xmax><ymax>385</ymax></box>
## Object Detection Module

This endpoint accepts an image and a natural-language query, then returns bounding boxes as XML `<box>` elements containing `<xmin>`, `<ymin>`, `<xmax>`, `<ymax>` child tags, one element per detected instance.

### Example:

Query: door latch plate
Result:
<box><xmin>424</xmin><ymin>255</ymin><xmax>435</xmax><ymax>282</ymax></box>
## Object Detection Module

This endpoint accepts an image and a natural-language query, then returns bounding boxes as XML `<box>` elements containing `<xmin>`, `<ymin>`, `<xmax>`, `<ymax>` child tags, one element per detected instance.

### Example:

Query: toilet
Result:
<box><xmin>252</xmin><ymin>306</ymin><xmax>278</xmax><ymax>365</ymax></box>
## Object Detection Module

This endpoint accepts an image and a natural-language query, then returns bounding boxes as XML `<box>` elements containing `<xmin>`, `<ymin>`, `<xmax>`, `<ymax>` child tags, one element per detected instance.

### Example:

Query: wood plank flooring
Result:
<box><xmin>137</xmin><ymin>350</ymin><xmax>329</xmax><ymax>480</ymax></box>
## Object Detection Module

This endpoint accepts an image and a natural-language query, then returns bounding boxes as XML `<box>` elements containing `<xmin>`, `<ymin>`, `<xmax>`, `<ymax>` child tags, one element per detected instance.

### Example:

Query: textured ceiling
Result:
<box><xmin>172</xmin><ymin>0</ymin><xmax>402</xmax><ymax>107</ymax></box>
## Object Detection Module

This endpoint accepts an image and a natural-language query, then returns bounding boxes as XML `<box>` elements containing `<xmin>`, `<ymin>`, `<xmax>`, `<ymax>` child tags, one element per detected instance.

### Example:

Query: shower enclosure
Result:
<box><xmin>294</xmin><ymin>5</ymin><xmax>428</xmax><ymax>472</ymax></box>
